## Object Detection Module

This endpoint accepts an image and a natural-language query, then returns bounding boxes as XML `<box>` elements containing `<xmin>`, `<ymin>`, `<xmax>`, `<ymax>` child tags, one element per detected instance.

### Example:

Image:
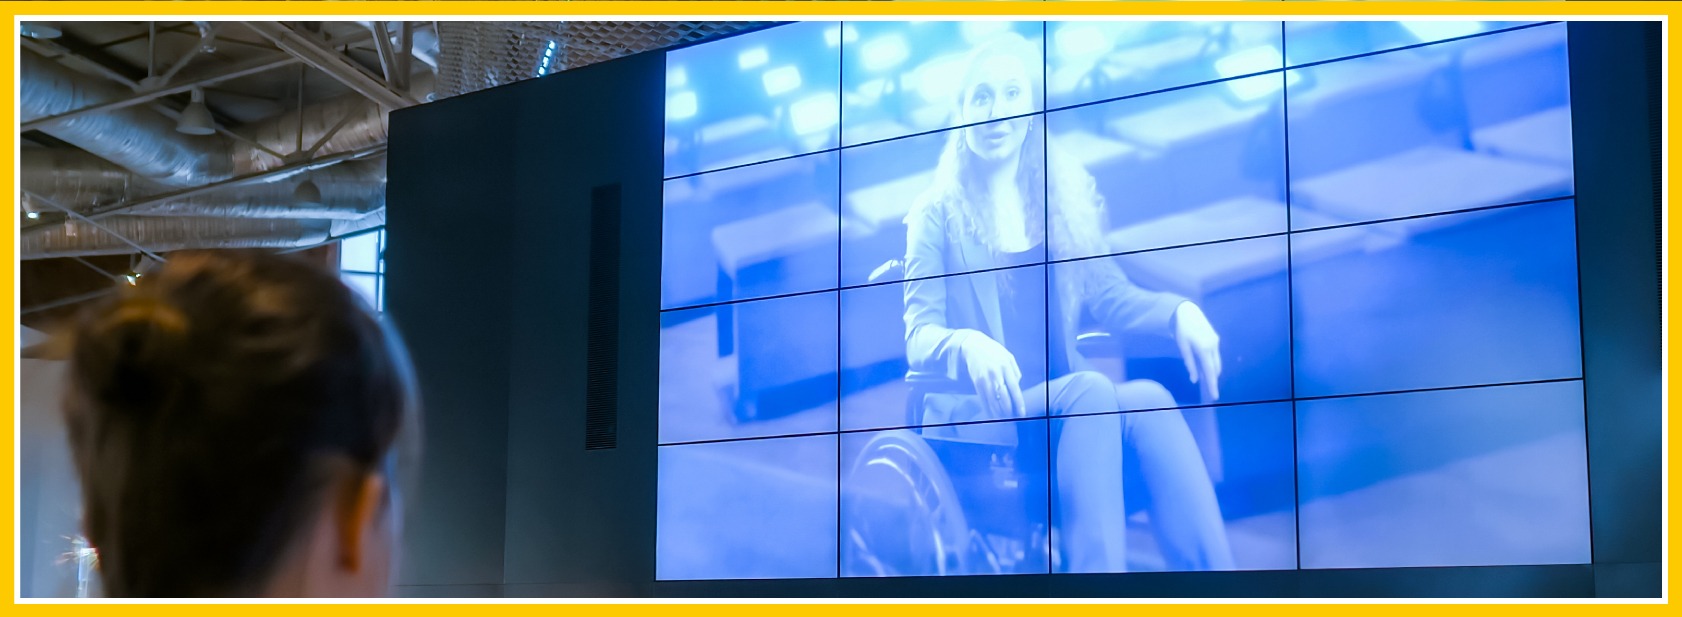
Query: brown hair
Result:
<box><xmin>61</xmin><ymin>250</ymin><xmax>417</xmax><ymax>597</ymax></box>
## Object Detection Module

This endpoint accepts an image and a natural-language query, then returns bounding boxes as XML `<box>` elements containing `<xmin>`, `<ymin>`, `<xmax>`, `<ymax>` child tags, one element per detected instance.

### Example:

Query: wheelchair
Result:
<box><xmin>842</xmin><ymin>344</ymin><xmax>1212</xmax><ymax>577</ymax></box>
<box><xmin>842</xmin><ymin>371</ymin><xmax>1050</xmax><ymax>577</ymax></box>
<box><xmin>840</xmin><ymin>257</ymin><xmax>1214</xmax><ymax>576</ymax></box>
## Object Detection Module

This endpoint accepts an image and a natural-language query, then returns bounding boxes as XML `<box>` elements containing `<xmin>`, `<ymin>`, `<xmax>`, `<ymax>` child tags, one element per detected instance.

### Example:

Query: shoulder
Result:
<box><xmin>906</xmin><ymin>184</ymin><xmax>956</xmax><ymax>229</ymax></box>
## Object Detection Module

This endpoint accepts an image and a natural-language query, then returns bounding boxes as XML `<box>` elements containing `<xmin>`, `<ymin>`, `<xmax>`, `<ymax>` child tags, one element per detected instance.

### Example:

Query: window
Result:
<box><xmin>338</xmin><ymin>228</ymin><xmax>385</xmax><ymax>312</ymax></box>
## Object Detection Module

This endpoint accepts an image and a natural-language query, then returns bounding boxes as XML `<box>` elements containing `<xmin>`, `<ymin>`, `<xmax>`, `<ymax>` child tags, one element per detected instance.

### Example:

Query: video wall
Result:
<box><xmin>656</xmin><ymin>21</ymin><xmax>1588</xmax><ymax>580</ymax></box>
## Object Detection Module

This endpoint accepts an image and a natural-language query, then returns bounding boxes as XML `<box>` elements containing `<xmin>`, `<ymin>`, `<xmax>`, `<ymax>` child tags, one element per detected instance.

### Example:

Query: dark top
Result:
<box><xmin>995</xmin><ymin>243</ymin><xmax>1054</xmax><ymax>390</ymax></box>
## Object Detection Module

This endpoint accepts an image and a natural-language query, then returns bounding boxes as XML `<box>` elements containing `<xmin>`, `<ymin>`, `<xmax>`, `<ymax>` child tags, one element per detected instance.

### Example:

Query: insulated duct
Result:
<box><xmin>21</xmin><ymin>216</ymin><xmax>333</xmax><ymax>259</ymax></box>
<box><xmin>330</xmin><ymin>208</ymin><xmax>387</xmax><ymax>238</ymax></box>
<box><xmin>229</xmin><ymin>74</ymin><xmax>431</xmax><ymax>173</ymax></box>
<box><xmin>21</xmin><ymin>49</ymin><xmax>236</xmax><ymax>187</ymax></box>
<box><xmin>22</xmin><ymin>148</ymin><xmax>385</xmax><ymax>220</ymax></box>
<box><xmin>19</xmin><ymin>147</ymin><xmax>146</xmax><ymax>211</ymax></box>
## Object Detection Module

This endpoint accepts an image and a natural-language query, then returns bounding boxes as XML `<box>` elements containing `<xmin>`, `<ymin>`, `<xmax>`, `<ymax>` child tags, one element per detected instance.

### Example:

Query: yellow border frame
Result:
<box><xmin>5</xmin><ymin>0</ymin><xmax>1672</xmax><ymax>607</ymax></box>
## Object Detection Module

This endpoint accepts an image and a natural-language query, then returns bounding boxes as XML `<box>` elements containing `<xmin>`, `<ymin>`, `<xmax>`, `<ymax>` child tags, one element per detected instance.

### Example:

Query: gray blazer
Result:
<box><xmin>902</xmin><ymin>200</ymin><xmax>1185</xmax><ymax>429</ymax></box>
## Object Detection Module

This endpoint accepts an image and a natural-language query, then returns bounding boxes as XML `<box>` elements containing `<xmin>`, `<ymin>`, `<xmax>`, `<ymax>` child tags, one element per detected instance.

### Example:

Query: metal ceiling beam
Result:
<box><xmin>90</xmin><ymin>22</ymin><xmax>192</xmax><ymax>50</ymax></box>
<box><xmin>397</xmin><ymin>22</ymin><xmax>414</xmax><ymax>90</ymax></box>
<box><xmin>23</xmin><ymin>288</ymin><xmax>117</xmax><ymax>317</ymax></box>
<box><xmin>21</xmin><ymin>37</ymin><xmax>140</xmax><ymax>89</ymax></box>
<box><xmin>370</xmin><ymin>21</ymin><xmax>400</xmax><ymax>86</ymax></box>
<box><xmin>243</xmin><ymin>21</ymin><xmax>416</xmax><ymax>110</ymax></box>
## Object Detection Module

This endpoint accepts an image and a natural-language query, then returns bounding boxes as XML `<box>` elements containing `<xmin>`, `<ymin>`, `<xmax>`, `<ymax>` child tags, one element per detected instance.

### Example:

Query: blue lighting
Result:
<box><xmin>536</xmin><ymin>39</ymin><xmax>557</xmax><ymax>77</ymax></box>
<box><xmin>762</xmin><ymin>65</ymin><xmax>802</xmax><ymax>96</ymax></box>
<box><xmin>738</xmin><ymin>46</ymin><xmax>769</xmax><ymax>70</ymax></box>
<box><xmin>666</xmin><ymin>91</ymin><xmax>697</xmax><ymax>121</ymax></box>
<box><xmin>860</xmin><ymin>34</ymin><xmax>909</xmax><ymax>71</ymax></box>
<box><xmin>790</xmin><ymin>92</ymin><xmax>839</xmax><ymax>135</ymax></box>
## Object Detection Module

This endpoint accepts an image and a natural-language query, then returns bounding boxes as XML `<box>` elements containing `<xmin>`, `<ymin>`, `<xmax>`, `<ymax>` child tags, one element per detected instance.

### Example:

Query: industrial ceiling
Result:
<box><xmin>17</xmin><ymin>20</ymin><xmax>758</xmax><ymax>322</ymax></box>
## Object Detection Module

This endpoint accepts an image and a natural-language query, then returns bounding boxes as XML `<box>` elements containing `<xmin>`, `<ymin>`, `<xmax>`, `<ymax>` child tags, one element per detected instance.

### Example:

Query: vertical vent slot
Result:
<box><xmin>585</xmin><ymin>183</ymin><xmax>621</xmax><ymax>451</ymax></box>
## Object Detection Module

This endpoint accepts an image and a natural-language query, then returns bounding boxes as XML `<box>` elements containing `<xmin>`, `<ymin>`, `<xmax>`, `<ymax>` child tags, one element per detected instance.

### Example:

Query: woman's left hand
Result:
<box><xmin>1173</xmin><ymin>302</ymin><xmax>1222</xmax><ymax>402</ymax></box>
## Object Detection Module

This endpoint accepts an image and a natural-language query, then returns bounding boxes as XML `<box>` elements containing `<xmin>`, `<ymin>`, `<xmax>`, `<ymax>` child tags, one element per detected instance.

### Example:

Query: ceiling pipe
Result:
<box><xmin>21</xmin><ymin>54</ymin><xmax>300</xmax><ymax>132</ymax></box>
<box><xmin>23</xmin><ymin>189</ymin><xmax>169</xmax><ymax>262</ymax></box>
<box><xmin>20</xmin><ymin>149</ymin><xmax>386</xmax><ymax>258</ymax></box>
<box><xmin>21</xmin><ymin>49</ymin><xmax>236</xmax><ymax>187</ymax></box>
<box><xmin>21</xmin><ymin>216</ymin><xmax>334</xmax><ymax>259</ymax></box>
<box><xmin>21</xmin><ymin>37</ymin><xmax>141</xmax><ymax>89</ymax></box>
<box><xmin>22</xmin><ymin>143</ymin><xmax>387</xmax><ymax>230</ymax></box>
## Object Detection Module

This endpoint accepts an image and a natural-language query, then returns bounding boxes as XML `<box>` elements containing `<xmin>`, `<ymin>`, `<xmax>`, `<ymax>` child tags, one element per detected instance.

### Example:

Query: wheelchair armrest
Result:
<box><xmin>1074</xmin><ymin>331</ymin><xmax>1119</xmax><ymax>359</ymax></box>
<box><xmin>904</xmin><ymin>369</ymin><xmax>975</xmax><ymax>394</ymax></box>
<box><xmin>1075</xmin><ymin>328</ymin><xmax>1181</xmax><ymax>361</ymax></box>
<box><xmin>902</xmin><ymin>370</ymin><xmax>975</xmax><ymax>429</ymax></box>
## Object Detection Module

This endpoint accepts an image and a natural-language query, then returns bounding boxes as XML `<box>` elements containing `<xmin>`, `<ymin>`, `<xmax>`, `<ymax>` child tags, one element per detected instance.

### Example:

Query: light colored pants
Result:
<box><xmin>1029</xmin><ymin>371</ymin><xmax>1236</xmax><ymax>573</ymax></box>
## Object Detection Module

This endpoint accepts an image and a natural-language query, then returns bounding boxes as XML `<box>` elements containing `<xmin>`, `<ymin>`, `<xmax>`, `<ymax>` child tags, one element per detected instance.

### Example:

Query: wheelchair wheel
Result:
<box><xmin>842</xmin><ymin>429</ymin><xmax>970</xmax><ymax>577</ymax></box>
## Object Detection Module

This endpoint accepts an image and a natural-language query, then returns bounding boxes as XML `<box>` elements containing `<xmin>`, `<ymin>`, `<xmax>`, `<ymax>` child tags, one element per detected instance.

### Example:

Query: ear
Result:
<box><xmin>336</xmin><ymin>472</ymin><xmax>386</xmax><ymax>572</ymax></box>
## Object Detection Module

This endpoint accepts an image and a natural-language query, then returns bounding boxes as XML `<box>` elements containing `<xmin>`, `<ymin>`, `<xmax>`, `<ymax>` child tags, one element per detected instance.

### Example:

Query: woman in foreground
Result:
<box><xmin>61</xmin><ymin>250</ymin><xmax>418</xmax><ymax>597</ymax></box>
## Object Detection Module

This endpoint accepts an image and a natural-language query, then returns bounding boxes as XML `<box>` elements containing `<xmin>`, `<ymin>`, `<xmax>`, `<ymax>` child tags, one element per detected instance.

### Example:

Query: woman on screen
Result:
<box><xmin>902</xmin><ymin>32</ymin><xmax>1234</xmax><ymax>572</ymax></box>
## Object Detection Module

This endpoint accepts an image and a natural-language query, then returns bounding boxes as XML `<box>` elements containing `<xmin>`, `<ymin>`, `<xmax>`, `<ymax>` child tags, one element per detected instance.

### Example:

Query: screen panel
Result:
<box><xmin>1296</xmin><ymin>381</ymin><xmax>1591</xmax><ymax>569</ymax></box>
<box><xmin>1287</xmin><ymin>23</ymin><xmax>1572</xmax><ymax>230</ymax></box>
<box><xmin>840</xmin><ymin>264</ymin><xmax>1048</xmax><ymax>433</ymax></box>
<box><xmin>1055</xmin><ymin>234</ymin><xmax>1293</xmax><ymax>411</ymax></box>
<box><xmin>657</xmin><ymin>434</ymin><xmax>840</xmax><ymax>580</ymax></box>
<box><xmin>841</xmin><ymin>21</ymin><xmax>1046</xmax><ymax>147</ymax></box>
<box><xmin>1051</xmin><ymin>402</ymin><xmax>1297</xmax><ymax>573</ymax></box>
<box><xmin>1291</xmin><ymin>199</ymin><xmax>1583</xmax><ymax>399</ymax></box>
<box><xmin>1283</xmin><ymin>21</ymin><xmax>1544</xmax><ymax>67</ymax></box>
<box><xmin>1046</xmin><ymin>75</ymin><xmax>1288</xmax><ymax>259</ymax></box>
<box><xmin>661</xmin><ymin>151</ymin><xmax>839</xmax><ymax>310</ymax></box>
<box><xmin>659</xmin><ymin>292</ymin><xmax>838</xmax><ymax>445</ymax></box>
<box><xmin>1048</xmin><ymin>21</ymin><xmax>1284</xmax><ymax>110</ymax></box>
<box><xmin>665</xmin><ymin>21</ymin><xmax>841</xmax><ymax>178</ymax></box>
<box><xmin>840</xmin><ymin>418</ymin><xmax>1049</xmax><ymax>577</ymax></box>
<box><xmin>839</xmin><ymin>125</ymin><xmax>1047</xmax><ymax>288</ymax></box>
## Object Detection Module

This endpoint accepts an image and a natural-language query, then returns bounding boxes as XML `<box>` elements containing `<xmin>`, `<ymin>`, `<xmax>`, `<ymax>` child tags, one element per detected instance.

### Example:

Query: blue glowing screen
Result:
<box><xmin>657</xmin><ymin>21</ymin><xmax>1582</xmax><ymax>580</ymax></box>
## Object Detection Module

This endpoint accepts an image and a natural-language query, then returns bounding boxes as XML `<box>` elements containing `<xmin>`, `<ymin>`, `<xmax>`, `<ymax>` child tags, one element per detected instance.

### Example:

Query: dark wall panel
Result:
<box><xmin>1297</xmin><ymin>565</ymin><xmax>1595</xmax><ymax>599</ymax></box>
<box><xmin>1567</xmin><ymin>21</ymin><xmax>1664</xmax><ymax>571</ymax></box>
<box><xmin>1593</xmin><ymin>562</ymin><xmax>1662</xmax><ymax>598</ymax></box>
<box><xmin>500</xmin><ymin>51</ymin><xmax>664</xmax><ymax>594</ymax></box>
<box><xmin>387</xmin><ymin>88</ymin><xmax>518</xmax><ymax>587</ymax></box>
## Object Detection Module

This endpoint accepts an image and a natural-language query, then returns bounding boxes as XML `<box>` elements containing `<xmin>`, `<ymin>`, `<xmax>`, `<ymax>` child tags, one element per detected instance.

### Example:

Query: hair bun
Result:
<box><xmin>75</xmin><ymin>296</ymin><xmax>191</xmax><ymax>414</ymax></box>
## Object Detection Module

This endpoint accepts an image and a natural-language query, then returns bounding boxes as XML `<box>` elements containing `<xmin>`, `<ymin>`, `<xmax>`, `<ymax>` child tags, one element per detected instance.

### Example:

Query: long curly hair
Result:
<box><xmin>909</xmin><ymin>32</ymin><xmax>1115</xmax><ymax>283</ymax></box>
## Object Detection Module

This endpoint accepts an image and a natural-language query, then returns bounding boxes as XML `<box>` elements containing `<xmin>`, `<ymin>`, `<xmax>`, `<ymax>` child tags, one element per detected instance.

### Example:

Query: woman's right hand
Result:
<box><xmin>961</xmin><ymin>333</ymin><xmax>1026</xmax><ymax>418</ymax></box>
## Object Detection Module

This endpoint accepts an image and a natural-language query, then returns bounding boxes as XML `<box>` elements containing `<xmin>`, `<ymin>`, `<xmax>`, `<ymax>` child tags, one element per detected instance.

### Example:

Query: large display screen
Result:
<box><xmin>657</xmin><ymin>20</ymin><xmax>1586</xmax><ymax>580</ymax></box>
